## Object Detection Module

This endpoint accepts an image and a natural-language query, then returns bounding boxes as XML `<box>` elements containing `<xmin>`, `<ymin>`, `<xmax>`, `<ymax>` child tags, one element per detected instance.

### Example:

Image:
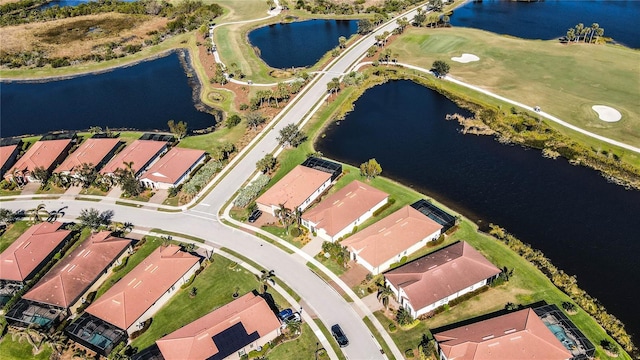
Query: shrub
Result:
<box><xmin>182</xmin><ymin>160</ymin><xmax>223</xmax><ymax>196</ymax></box>
<box><xmin>388</xmin><ymin>323</ymin><xmax>397</xmax><ymax>332</ymax></box>
<box><xmin>234</xmin><ymin>175</ymin><xmax>270</xmax><ymax>207</ymax></box>
<box><xmin>405</xmin><ymin>349</ymin><xmax>415</xmax><ymax>358</ymax></box>
<box><xmin>372</xmin><ymin>197</ymin><xmax>395</xmax><ymax>217</ymax></box>
<box><xmin>239</xmin><ymin>103</ymin><xmax>249</xmax><ymax>110</ymax></box>
<box><xmin>289</xmin><ymin>227</ymin><xmax>301</xmax><ymax>237</ymax></box>
<box><xmin>226</xmin><ymin>114</ymin><xmax>241</xmax><ymax>128</ymax></box>
<box><xmin>130</xmin><ymin>318</ymin><xmax>152</xmax><ymax>339</ymax></box>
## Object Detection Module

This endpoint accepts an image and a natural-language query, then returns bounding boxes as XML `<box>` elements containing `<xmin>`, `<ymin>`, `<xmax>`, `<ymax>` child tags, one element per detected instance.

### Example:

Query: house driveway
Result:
<box><xmin>20</xmin><ymin>182</ymin><xmax>40</xmax><ymax>195</ymax></box>
<box><xmin>340</xmin><ymin>261</ymin><xmax>370</xmax><ymax>288</ymax></box>
<box><xmin>148</xmin><ymin>189</ymin><xmax>168</xmax><ymax>205</ymax></box>
<box><xmin>64</xmin><ymin>185</ymin><xmax>82</xmax><ymax>196</ymax></box>
<box><xmin>302</xmin><ymin>233</ymin><xmax>324</xmax><ymax>257</ymax></box>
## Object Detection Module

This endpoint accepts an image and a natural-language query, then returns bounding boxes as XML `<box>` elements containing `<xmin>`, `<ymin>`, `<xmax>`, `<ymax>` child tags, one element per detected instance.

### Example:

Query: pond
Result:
<box><xmin>0</xmin><ymin>52</ymin><xmax>218</xmax><ymax>138</ymax></box>
<box><xmin>248</xmin><ymin>19</ymin><xmax>359</xmax><ymax>69</ymax></box>
<box><xmin>450</xmin><ymin>0</ymin><xmax>640</xmax><ymax>49</ymax></box>
<box><xmin>40</xmin><ymin>0</ymin><xmax>136</xmax><ymax>9</ymax></box>
<box><xmin>316</xmin><ymin>80</ymin><xmax>640</xmax><ymax>339</ymax></box>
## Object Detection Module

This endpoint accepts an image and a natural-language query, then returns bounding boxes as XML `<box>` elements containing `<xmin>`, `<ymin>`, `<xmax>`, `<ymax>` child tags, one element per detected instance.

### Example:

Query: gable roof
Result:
<box><xmin>256</xmin><ymin>165</ymin><xmax>332</xmax><ymax>210</ymax></box>
<box><xmin>302</xmin><ymin>180</ymin><xmax>388</xmax><ymax>237</ymax></box>
<box><xmin>434</xmin><ymin>308</ymin><xmax>572</xmax><ymax>360</ymax></box>
<box><xmin>99</xmin><ymin>140</ymin><xmax>166</xmax><ymax>175</ymax></box>
<box><xmin>342</xmin><ymin>206</ymin><xmax>442</xmax><ymax>268</ymax></box>
<box><xmin>0</xmin><ymin>145</ymin><xmax>19</xmax><ymax>171</ymax></box>
<box><xmin>140</xmin><ymin>147</ymin><xmax>206</xmax><ymax>185</ymax></box>
<box><xmin>385</xmin><ymin>241</ymin><xmax>501</xmax><ymax>310</ymax></box>
<box><xmin>86</xmin><ymin>245</ymin><xmax>199</xmax><ymax>330</ymax></box>
<box><xmin>156</xmin><ymin>293</ymin><xmax>280</xmax><ymax>360</ymax></box>
<box><xmin>55</xmin><ymin>138</ymin><xmax>120</xmax><ymax>174</ymax></box>
<box><xmin>0</xmin><ymin>222</ymin><xmax>71</xmax><ymax>282</ymax></box>
<box><xmin>23</xmin><ymin>231</ymin><xmax>131</xmax><ymax>309</ymax></box>
<box><xmin>8</xmin><ymin>139</ymin><xmax>72</xmax><ymax>175</ymax></box>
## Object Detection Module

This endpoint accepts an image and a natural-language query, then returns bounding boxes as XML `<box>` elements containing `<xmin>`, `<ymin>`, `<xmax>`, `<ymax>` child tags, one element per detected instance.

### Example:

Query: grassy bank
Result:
<box><xmin>389</xmin><ymin>27</ymin><xmax>640</xmax><ymax>153</ymax></box>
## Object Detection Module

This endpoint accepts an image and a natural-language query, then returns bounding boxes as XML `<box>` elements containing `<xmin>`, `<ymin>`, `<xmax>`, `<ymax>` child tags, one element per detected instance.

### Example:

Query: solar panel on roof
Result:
<box><xmin>209</xmin><ymin>322</ymin><xmax>260</xmax><ymax>360</ymax></box>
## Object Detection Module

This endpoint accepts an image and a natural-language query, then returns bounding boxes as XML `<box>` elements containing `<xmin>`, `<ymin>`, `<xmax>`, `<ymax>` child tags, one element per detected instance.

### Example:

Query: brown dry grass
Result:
<box><xmin>0</xmin><ymin>0</ymin><xmax>21</xmax><ymax>5</ymax></box>
<box><xmin>0</xmin><ymin>13</ymin><xmax>168</xmax><ymax>58</ymax></box>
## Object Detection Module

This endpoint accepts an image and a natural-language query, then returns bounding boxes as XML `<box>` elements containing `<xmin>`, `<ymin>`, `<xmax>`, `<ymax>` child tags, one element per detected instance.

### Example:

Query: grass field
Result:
<box><xmin>389</xmin><ymin>27</ymin><xmax>640</xmax><ymax>148</ymax></box>
<box><xmin>0</xmin><ymin>221</ymin><xmax>29</xmax><ymax>253</ymax></box>
<box><xmin>0</xmin><ymin>336</ymin><xmax>52</xmax><ymax>360</ymax></box>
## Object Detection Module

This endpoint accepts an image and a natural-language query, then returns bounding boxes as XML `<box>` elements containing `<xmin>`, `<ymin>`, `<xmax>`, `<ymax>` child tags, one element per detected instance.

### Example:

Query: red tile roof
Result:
<box><xmin>385</xmin><ymin>242</ymin><xmax>501</xmax><ymax>311</ymax></box>
<box><xmin>0</xmin><ymin>145</ymin><xmax>19</xmax><ymax>172</ymax></box>
<box><xmin>7</xmin><ymin>139</ymin><xmax>72</xmax><ymax>175</ymax></box>
<box><xmin>256</xmin><ymin>165</ymin><xmax>332</xmax><ymax>211</ymax></box>
<box><xmin>303</xmin><ymin>180</ymin><xmax>388</xmax><ymax>238</ymax></box>
<box><xmin>86</xmin><ymin>245</ymin><xmax>199</xmax><ymax>330</ymax></box>
<box><xmin>55</xmin><ymin>138</ymin><xmax>120</xmax><ymax>174</ymax></box>
<box><xmin>99</xmin><ymin>140</ymin><xmax>166</xmax><ymax>175</ymax></box>
<box><xmin>140</xmin><ymin>147</ymin><xmax>205</xmax><ymax>185</ymax></box>
<box><xmin>434</xmin><ymin>308</ymin><xmax>572</xmax><ymax>360</ymax></box>
<box><xmin>342</xmin><ymin>206</ymin><xmax>443</xmax><ymax>268</ymax></box>
<box><xmin>156</xmin><ymin>293</ymin><xmax>281</xmax><ymax>360</ymax></box>
<box><xmin>23</xmin><ymin>231</ymin><xmax>131</xmax><ymax>309</ymax></box>
<box><xmin>0</xmin><ymin>222</ymin><xmax>71</xmax><ymax>282</ymax></box>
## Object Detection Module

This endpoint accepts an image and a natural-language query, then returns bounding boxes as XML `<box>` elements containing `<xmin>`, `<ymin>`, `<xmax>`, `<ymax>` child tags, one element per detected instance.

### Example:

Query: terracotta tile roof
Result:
<box><xmin>8</xmin><ymin>139</ymin><xmax>72</xmax><ymax>175</ymax></box>
<box><xmin>434</xmin><ymin>308</ymin><xmax>572</xmax><ymax>360</ymax></box>
<box><xmin>99</xmin><ymin>140</ymin><xmax>166</xmax><ymax>175</ymax></box>
<box><xmin>342</xmin><ymin>206</ymin><xmax>442</xmax><ymax>268</ymax></box>
<box><xmin>157</xmin><ymin>293</ymin><xmax>281</xmax><ymax>360</ymax></box>
<box><xmin>256</xmin><ymin>165</ymin><xmax>332</xmax><ymax>211</ymax></box>
<box><xmin>0</xmin><ymin>222</ymin><xmax>71</xmax><ymax>282</ymax></box>
<box><xmin>303</xmin><ymin>180</ymin><xmax>388</xmax><ymax>237</ymax></box>
<box><xmin>385</xmin><ymin>242</ymin><xmax>501</xmax><ymax>310</ymax></box>
<box><xmin>140</xmin><ymin>147</ymin><xmax>206</xmax><ymax>185</ymax></box>
<box><xmin>55</xmin><ymin>138</ymin><xmax>120</xmax><ymax>174</ymax></box>
<box><xmin>86</xmin><ymin>245</ymin><xmax>199</xmax><ymax>330</ymax></box>
<box><xmin>0</xmin><ymin>145</ymin><xmax>19</xmax><ymax>171</ymax></box>
<box><xmin>22</xmin><ymin>231</ymin><xmax>131</xmax><ymax>309</ymax></box>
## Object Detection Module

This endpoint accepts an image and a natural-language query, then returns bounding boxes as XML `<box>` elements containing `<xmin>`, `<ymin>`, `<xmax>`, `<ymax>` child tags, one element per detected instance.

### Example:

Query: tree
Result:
<box><xmin>566</xmin><ymin>28</ymin><xmax>576</xmax><ymax>42</ymax></box>
<box><xmin>275</xmin><ymin>82</ymin><xmax>290</xmax><ymax>107</ymax></box>
<box><xmin>377</xmin><ymin>283</ymin><xmax>394</xmax><ymax>309</ymax></box>
<box><xmin>246</xmin><ymin>111</ymin><xmax>266</xmax><ymax>130</ymax></box>
<box><xmin>338</xmin><ymin>36</ymin><xmax>346</xmax><ymax>49</ymax></box>
<box><xmin>431</xmin><ymin>60</ymin><xmax>450</xmax><ymax>77</ymax></box>
<box><xmin>429</xmin><ymin>0</ymin><xmax>443</xmax><ymax>11</ymax></box>
<box><xmin>396</xmin><ymin>17</ymin><xmax>409</xmax><ymax>34</ymax></box>
<box><xmin>274</xmin><ymin>203</ymin><xmax>295</xmax><ymax>230</ymax></box>
<box><xmin>226</xmin><ymin>114</ymin><xmax>241</xmax><ymax>128</ymax></box>
<box><xmin>359</xmin><ymin>158</ymin><xmax>382</xmax><ymax>180</ymax></box>
<box><xmin>257</xmin><ymin>269</ymin><xmax>276</xmax><ymax>293</ymax></box>
<box><xmin>114</xmin><ymin>163</ymin><xmax>142</xmax><ymax>197</ymax></box>
<box><xmin>327</xmin><ymin>77</ymin><xmax>341</xmax><ymax>96</ymax></box>
<box><xmin>256</xmin><ymin>154</ymin><xmax>277</xmax><ymax>174</ymax></box>
<box><xmin>27</xmin><ymin>203</ymin><xmax>49</xmax><ymax>223</ymax></box>
<box><xmin>0</xmin><ymin>208</ymin><xmax>17</xmax><ymax>225</ymax></box>
<box><xmin>277</xmin><ymin>124</ymin><xmax>307</xmax><ymax>148</ymax></box>
<box><xmin>285</xmin><ymin>319</ymin><xmax>301</xmax><ymax>336</ymax></box>
<box><xmin>31</xmin><ymin>166</ymin><xmax>50</xmax><ymax>184</ymax></box>
<box><xmin>357</xmin><ymin>19</ymin><xmax>373</xmax><ymax>34</ymax></box>
<box><xmin>77</xmin><ymin>162</ymin><xmax>98</xmax><ymax>188</ymax></box>
<box><xmin>395</xmin><ymin>307</ymin><xmax>413</xmax><ymax>326</ymax></box>
<box><xmin>78</xmin><ymin>208</ymin><xmax>114</xmax><ymax>231</ymax></box>
<box><xmin>167</xmin><ymin>120</ymin><xmax>188</xmax><ymax>140</ymax></box>
<box><xmin>366</xmin><ymin>45</ymin><xmax>378</xmax><ymax>58</ymax></box>
<box><xmin>589</xmin><ymin>23</ymin><xmax>600</xmax><ymax>43</ymax></box>
<box><xmin>413</xmin><ymin>8</ymin><xmax>426</xmax><ymax>26</ymax></box>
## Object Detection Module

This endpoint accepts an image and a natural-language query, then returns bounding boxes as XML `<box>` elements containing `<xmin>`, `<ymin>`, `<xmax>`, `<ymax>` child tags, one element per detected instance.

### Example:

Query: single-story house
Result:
<box><xmin>256</xmin><ymin>165</ymin><xmax>333</xmax><ymax>216</ymax></box>
<box><xmin>156</xmin><ymin>292</ymin><xmax>281</xmax><ymax>360</ymax></box>
<box><xmin>342</xmin><ymin>205</ymin><xmax>443</xmax><ymax>275</ymax></box>
<box><xmin>54</xmin><ymin>138</ymin><xmax>121</xmax><ymax>176</ymax></box>
<box><xmin>433</xmin><ymin>308</ymin><xmax>573</xmax><ymax>360</ymax></box>
<box><xmin>384</xmin><ymin>241</ymin><xmax>501</xmax><ymax>318</ymax></box>
<box><xmin>301</xmin><ymin>180</ymin><xmax>388</xmax><ymax>242</ymax></box>
<box><xmin>0</xmin><ymin>222</ymin><xmax>72</xmax><ymax>285</ymax></box>
<box><xmin>84</xmin><ymin>244</ymin><xmax>199</xmax><ymax>335</ymax></box>
<box><xmin>4</xmin><ymin>139</ymin><xmax>73</xmax><ymax>184</ymax></box>
<box><xmin>140</xmin><ymin>147</ymin><xmax>206</xmax><ymax>190</ymax></box>
<box><xmin>0</xmin><ymin>144</ymin><xmax>21</xmax><ymax>177</ymax></box>
<box><xmin>5</xmin><ymin>231</ymin><xmax>132</xmax><ymax>329</ymax></box>
<box><xmin>99</xmin><ymin>140</ymin><xmax>167</xmax><ymax>178</ymax></box>
<box><xmin>301</xmin><ymin>156</ymin><xmax>343</xmax><ymax>182</ymax></box>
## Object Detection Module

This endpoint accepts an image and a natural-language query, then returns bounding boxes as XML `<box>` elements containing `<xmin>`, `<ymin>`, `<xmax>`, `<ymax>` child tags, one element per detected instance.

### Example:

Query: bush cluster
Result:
<box><xmin>182</xmin><ymin>160</ymin><xmax>223</xmax><ymax>196</ymax></box>
<box><xmin>233</xmin><ymin>175</ymin><xmax>270</xmax><ymax>208</ymax></box>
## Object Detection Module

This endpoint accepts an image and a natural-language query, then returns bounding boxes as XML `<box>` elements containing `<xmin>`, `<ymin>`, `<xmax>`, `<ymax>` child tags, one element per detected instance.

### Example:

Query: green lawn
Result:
<box><xmin>312</xmin><ymin>319</ymin><xmax>347</xmax><ymax>360</ymax></box>
<box><xmin>389</xmin><ymin>27</ymin><xmax>640</xmax><ymax>154</ymax></box>
<box><xmin>131</xmin><ymin>254</ymin><xmax>289</xmax><ymax>351</ymax></box>
<box><xmin>0</xmin><ymin>336</ymin><xmax>52</xmax><ymax>360</ymax></box>
<box><xmin>212</xmin><ymin>0</ymin><xmax>270</xmax><ymax>23</ymax></box>
<box><xmin>267</xmin><ymin>323</ymin><xmax>329</xmax><ymax>360</ymax></box>
<box><xmin>0</xmin><ymin>221</ymin><xmax>29</xmax><ymax>253</ymax></box>
<box><xmin>178</xmin><ymin>123</ymin><xmax>247</xmax><ymax>155</ymax></box>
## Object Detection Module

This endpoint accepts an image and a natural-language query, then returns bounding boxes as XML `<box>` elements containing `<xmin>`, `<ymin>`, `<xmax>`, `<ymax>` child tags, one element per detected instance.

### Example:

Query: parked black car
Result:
<box><xmin>331</xmin><ymin>324</ymin><xmax>349</xmax><ymax>347</ymax></box>
<box><xmin>248</xmin><ymin>209</ymin><xmax>262</xmax><ymax>223</ymax></box>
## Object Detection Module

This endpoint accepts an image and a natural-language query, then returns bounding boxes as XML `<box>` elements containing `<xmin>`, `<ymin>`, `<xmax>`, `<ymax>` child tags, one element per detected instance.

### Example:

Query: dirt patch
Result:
<box><xmin>340</xmin><ymin>261</ymin><xmax>371</xmax><ymax>287</ymax></box>
<box><xmin>0</xmin><ymin>13</ymin><xmax>167</xmax><ymax>58</ymax></box>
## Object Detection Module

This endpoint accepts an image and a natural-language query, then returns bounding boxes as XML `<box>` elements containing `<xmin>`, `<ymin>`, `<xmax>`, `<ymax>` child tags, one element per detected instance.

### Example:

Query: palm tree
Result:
<box><xmin>44</xmin><ymin>331</ymin><xmax>68</xmax><ymax>356</ymax></box>
<box><xmin>589</xmin><ymin>23</ymin><xmax>600</xmax><ymax>43</ymax></box>
<box><xmin>257</xmin><ymin>269</ymin><xmax>276</xmax><ymax>293</ymax></box>
<box><xmin>11</xmin><ymin>324</ymin><xmax>44</xmax><ymax>353</ymax></box>
<box><xmin>285</xmin><ymin>319</ymin><xmax>301</xmax><ymax>337</ymax></box>
<box><xmin>565</xmin><ymin>28</ymin><xmax>576</xmax><ymax>42</ymax></box>
<box><xmin>28</xmin><ymin>203</ymin><xmax>49</xmax><ymax>223</ymax></box>
<box><xmin>574</xmin><ymin>23</ymin><xmax>584</xmax><ymax>42</ymax></box>
<box><xmin>377</xmin><ymin>283</ymin><xmax>394</xmax><ymax>309</ymax></box>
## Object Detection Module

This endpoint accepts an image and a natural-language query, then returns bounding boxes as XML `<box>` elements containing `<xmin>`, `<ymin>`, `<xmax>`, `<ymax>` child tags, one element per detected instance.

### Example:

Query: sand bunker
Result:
<box><xmin>592</xmin><ymin>105</ymin><xmax>622</xmax><ymax>122</ymax></box>
<box><xmin>451</xmin><ymin>53</ymin><xmax>480</xmax><ymax>63</ymax></box>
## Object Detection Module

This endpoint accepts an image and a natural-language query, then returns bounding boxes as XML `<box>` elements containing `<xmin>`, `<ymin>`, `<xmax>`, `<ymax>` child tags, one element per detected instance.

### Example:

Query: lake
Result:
<box><xmin>248</xmin><ymin>19</ymin><xmax>358</xmax><ymax>69</ymax></box>
<box><xmin>0</xmin><ymin>52</ymin><xmax>218</xmax><ymax>138</ymax></box>
<box><xmin>450</xmin><ymin>0</ymin><xmax>640</xmax><ymax>49</ymax></box>
<box><xmin>40</xmin><ymin>0</ymin><xmax>135</xmax><ymax>9</ymax></box>
<box><xmin>316</xmin><ymin>80</ymin><xmax>640</xmax><ymax>339</ymax></box>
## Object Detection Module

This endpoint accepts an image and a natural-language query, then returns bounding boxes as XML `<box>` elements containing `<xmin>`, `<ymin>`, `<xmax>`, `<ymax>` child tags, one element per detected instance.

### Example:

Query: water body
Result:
<box><xmin>450</xmin><ymin>0</ymin><xmax>640</xmax><ymax>49</ymax></box>
<box><xmin>0</xmin><ymin>53</ymin><xmax>217</xmax><ymax>138</ymax></box>
<box><xmin>316</xmin><ymin>80</ymin><xmax>640</xmax><ymax>338</ymax></box>
<box><xmin>40</xmin><ymin>0</ymin><xmax>135</xmax><ymax>9</ymax></box>
<box><xmin>248</xmin><ymin>19</ymin><xmax>358</xmax><ymax>69</ymax></box>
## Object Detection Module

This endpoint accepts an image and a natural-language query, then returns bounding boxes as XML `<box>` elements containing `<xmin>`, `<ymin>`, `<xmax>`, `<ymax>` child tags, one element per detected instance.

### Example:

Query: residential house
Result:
<box><xmin>301</xmin><ymin>180</ymin><xmax>388</xmax><ymax>242</ymax></box>
<box><xmin>55</xmin><ymin>138</ymin><xmax>121</xmax><ymax>176</ymax></box>
<box><xmin>4</xmin><ymin>139</ymin><xmax>73</xmax><ymax>184</ymax></box>
<box><xmin>156</xmin><ymin>293</ymin><xmax>281</xmax><ymax>360</ymax></box>
<box><xmin>140</xmin><ymin>147</ymin><xmax>206</xmax><ymax>190</ymax></box>
<box><xmin>99</xmin><ymin>140</ymin><xmax>167</xmax><ymax>178</ymax></box>
<box><xmin>0</xmin><ymin>144</ymin><xmax>21</xmax><ymax>177</ymax></box>
<box><xmin>256</xmin><ymin>165</ymin><xmax>332</xmax><ymax>216</ymax></box>
<box><xmin>5</xmin><ymin>231</ymin><xmax>132</xmax><ymax>329</ymax></box>
<box><xmin>0</xmin><ymin>222</ymin><xmax>72</xmax><ymax>285</ymax></box>
<box><xmin>433</xmin><ymin>308</ymin><xmax>574</xmax><ymax>360</ymax></box>
<box><xmin>342</xmin><ymin>205</ymin><xmax>442</xmax><ymax>275</ymax></box>
<box><xmin>384</xmin><ymin>241</ymin><xmax>501</xmax><ymax>318</ymax></box>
